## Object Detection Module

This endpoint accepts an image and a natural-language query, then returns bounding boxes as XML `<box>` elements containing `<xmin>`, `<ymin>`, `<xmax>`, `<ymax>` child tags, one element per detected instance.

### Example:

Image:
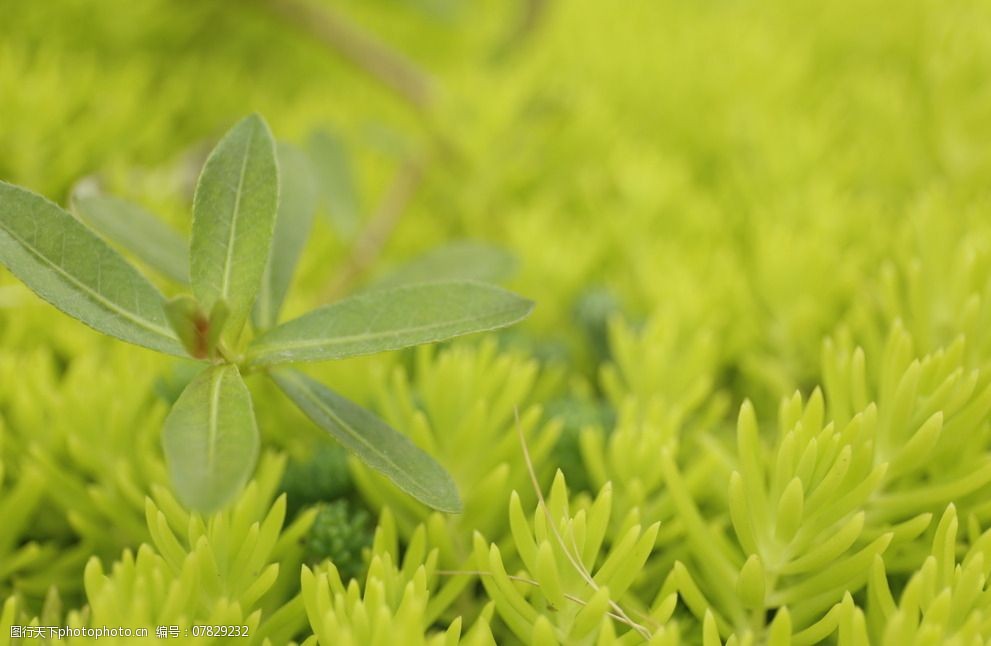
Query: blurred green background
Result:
<box><xmin>6</xmin><ymin>0</ymin><xmax>991</xmax><ymax>386</ymax></box>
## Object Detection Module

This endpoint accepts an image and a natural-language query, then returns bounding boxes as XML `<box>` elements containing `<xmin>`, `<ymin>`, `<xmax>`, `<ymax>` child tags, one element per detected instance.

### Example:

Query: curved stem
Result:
<box><xmin>262</xmin><ymin>0</ymin><xmax>436</xmax><ymax>111</ymax></box>
<box><xmin>320</xmin><ymin>155</ymin><xmax>426</xmax><ymax>302</ymax></box>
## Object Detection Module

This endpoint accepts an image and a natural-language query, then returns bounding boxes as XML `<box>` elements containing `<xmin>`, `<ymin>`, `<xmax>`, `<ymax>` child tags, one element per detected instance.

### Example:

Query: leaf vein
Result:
<box><xmin>250</xmin><ymin>306</ymin><xmax>521</xmax><ymax>358</ymax></box>
<box><xmin>281</xmin><ymin>372</ymin><xmax>432</xmax><ymax>500</ymax></box>
<box><xmin>206</xmin><ymin>367</ymin><xmax>224</xmax><ymax>470</ymax></box>
<box><xmin>0</xmin><ymin>219</ymin><xmax>176</xmax><ymax>340</ymax></box>
<box><xmin>220</xmin><ymin>132</ymin><xmax>254</xmax><ymax>303</ymax></box>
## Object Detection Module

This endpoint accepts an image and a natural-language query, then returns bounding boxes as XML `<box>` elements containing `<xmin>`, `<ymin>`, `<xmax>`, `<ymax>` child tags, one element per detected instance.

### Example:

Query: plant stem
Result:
<box><xmin>493</xmin><ymin>0</ymin><xmax>550</xmax><ymax>60</ymax></box>
<box><xmin>515</xmin><ymin>408</ymin><xmax>654</xmax><ymax>640</ymax></box>
<box><xmin>435</xmin><ymin>570</ymin><xmax>648</xmax><ymax>626</ymax></box>
<box><xmin>262</xmin><ymin>0</ymin><xmax>436</xmax><ymax>111</ymax></box>
<box><xmin>260</xmin><ymin>0</ymin><xmax>466</xmax><ymax>166</ymax></box>
<box><xmin>216</xmin><ymin>341</ymin><xmax>240</xmax><ymax>366</ymax></box>
<box><xmin>320</xmin><ymin>155</ymin><xmax>425</xmax><ymax>302</ymax></box>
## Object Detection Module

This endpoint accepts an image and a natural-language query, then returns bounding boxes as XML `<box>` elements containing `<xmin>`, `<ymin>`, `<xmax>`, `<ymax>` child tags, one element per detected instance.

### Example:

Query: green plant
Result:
<box><xmin>0</xmin><ymin>114</ymin><xmax>534</xmax><ymax>513</ymax></box>
<box><xmin>279</xmin><ymin>444</ymin><xmax>353</xmax><ymax>519</ymax></box>
<box><xmin>349</xmin><ymin>339</ymin><xmax>563</xmax><ymax>560</ymax></box>
<box><xmin>863</xmin><ymin>504</ymin><xmax>991</xmax><ymax>645</ymax></box>
<box><xmin>26</xmin><ymin>454</ymin><xmax>317</xmax><ymax>645</ymax></box>
<box><xmin>10</xmin><ymin>0</ymin><xmax>991</xmax><ymax>642</ymax></box>
<box><xmin>305</xmin><ymin>500</ymin><xmax>374</xmax><ymax>582</ymax></box>
<box><xmin>474</xmin><ymin>470</ymin><xmax>666</xmax><ymax>644</ymax></box>
<box><xmin>300</xmin><ymin>508</ymin><xmax>482</xmax><ymax>646</ymax></box>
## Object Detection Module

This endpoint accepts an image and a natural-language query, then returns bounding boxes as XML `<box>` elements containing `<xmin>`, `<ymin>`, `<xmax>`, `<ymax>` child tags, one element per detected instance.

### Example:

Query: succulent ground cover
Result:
<box><xmin>3</xmin><ymin>0</ymin><xmax>991</xmax><ymax>644</ymax></box>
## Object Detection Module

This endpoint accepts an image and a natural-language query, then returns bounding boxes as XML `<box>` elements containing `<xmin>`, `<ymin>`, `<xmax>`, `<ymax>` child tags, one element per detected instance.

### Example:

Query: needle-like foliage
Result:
<box><xmin>6</xmin><ymin>0</ymin><xmax>991</xmax><ymax>642</ymax></box>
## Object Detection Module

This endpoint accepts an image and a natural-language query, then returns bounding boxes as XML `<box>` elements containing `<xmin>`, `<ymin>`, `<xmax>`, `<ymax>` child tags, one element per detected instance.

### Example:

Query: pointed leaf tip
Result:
<box><xmin>191</xmin><ymin>114</ymin><xmax>279</xmax><ymax>346</ymax></box>
<box><xmin>0</xmin><ymin>182</ymin><xmax>185</xmax><ymax>356</ymax></box>
<box><xmin>272</xmin><ymin>369</ymin><xmax>461</xmax><ymax>513</ymax></box>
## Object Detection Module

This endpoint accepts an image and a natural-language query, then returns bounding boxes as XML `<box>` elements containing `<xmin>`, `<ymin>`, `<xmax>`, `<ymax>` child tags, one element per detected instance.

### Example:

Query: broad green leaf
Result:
<box><xmin>162</xmin><ymin>364</ymin><xmax>259</xmax><ymax>512</ymax></box>
<box><xmin>253</xmin><ymin>141</ymin><xmax>318</xmax><ymax>330</ymax></box>
<box><xmin>72</xmin><ymin>195</ymin><xmax>189</xmax><ymax>283</ymax></box>
<box><xmin>271</xmin><ymin>369</ymin><xmax>461</xmax><ymax>512</ymax></box>
<box><xmin>0</xmin><ymin>181</ymin><xmax>185</xmax><ymax>356</ymax></box>
<box><xmin>246</xmin><ymin>281</ymin><xmax>534</xmax><ymax>366</ymax></box>
<box><xmin>369</xmin><ymin>240</ymin><xmax>517</xmax><ymax>290</ymax></box>
<box><xmin>191</xmin><ymin>114</ymin><xmax>279</xmax><ymax>345</ymax></box>
<box><xmin>307</xmin><ymin>128</ymin><xmax>360</xmax><ymax>238</ymax></box>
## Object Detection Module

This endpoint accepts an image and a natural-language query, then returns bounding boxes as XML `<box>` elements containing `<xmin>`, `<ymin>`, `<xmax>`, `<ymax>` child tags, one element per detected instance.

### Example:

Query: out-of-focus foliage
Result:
<box><xmin>5</xmin><ymin>0</ymin><xmax>991</xmax><ymax>642</ymax></box>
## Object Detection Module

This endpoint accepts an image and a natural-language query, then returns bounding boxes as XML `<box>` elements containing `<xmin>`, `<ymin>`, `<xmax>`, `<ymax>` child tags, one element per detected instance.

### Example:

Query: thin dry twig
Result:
<box><xmin>514</xmin><ymin>408</ymin><xmax>653</xmax><ymax>640</ymax></box>
<box><xmin>320</xmin><ymin>155</ymin><xmax>425</xmax><ymax>302</ymax></box>
<box><xmin>434</xmin><ymin>570</ymin><xmax>633</xmax><ymax>624</ymax></box>
<box><xmin>494</xmin><ymin>0</ymin><xmax>550</xmax><ymax>60</ymax></box>
<box><xmin>263</xmin><ymin>0</ymin><xmax>436</xmax><ymax>111</ymax></box>
<box><xmin>261</xmin><ymin>0</ymin><xmax>465</xmax><ymax>165</ymax></box>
